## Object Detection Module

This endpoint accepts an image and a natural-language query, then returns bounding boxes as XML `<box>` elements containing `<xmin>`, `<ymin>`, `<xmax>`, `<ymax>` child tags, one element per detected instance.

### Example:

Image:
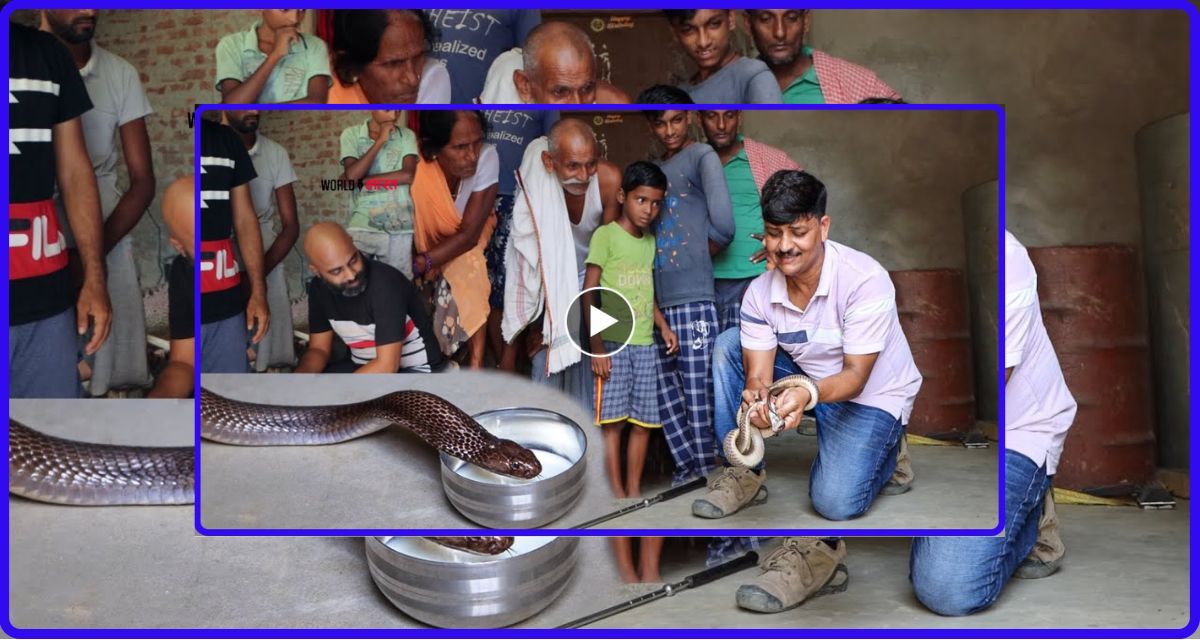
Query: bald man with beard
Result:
<box><xmin>148</xmin><ymin>176</ymin><xmax>196</xmax><ymax>399</ymax></box>
<box><xmin>480</xmin><ymin>21</ymin><xmax>631</xmax><ymax>104</ymax></box>
<box><xmin>296</xmin><ymin>222</ymin><xmax>444</xmax><ymax>374</ymax></box>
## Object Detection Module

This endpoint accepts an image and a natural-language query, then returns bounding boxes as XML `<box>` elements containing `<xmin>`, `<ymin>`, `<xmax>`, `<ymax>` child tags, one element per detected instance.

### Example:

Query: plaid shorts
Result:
<box><xmin>595</xmin><ymin>342</ymin><xmax>662</xmax><ymax>428</ymax></box>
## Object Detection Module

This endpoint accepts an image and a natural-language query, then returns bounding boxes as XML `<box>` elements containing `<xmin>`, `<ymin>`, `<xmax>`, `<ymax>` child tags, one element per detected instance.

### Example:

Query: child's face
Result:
<box><xmin>621</xmin><ymin>186</ymin><xmax>665</xmax><ymax>231</ymax></box>
<box><xmin>263</xmin><ymin>10</ymin><xmax>304</xmax><ymax>31</ymax></box>
<box><xmin>648</xmin><ymin>110</ymin><xmax>691</xmax><ymax>153</ymax></box>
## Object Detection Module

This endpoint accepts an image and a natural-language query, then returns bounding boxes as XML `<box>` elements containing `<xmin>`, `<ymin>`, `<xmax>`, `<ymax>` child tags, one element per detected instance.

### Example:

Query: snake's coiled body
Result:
<box><xmin>725</xmin><ymin>375</ymin><xmax>819</xmax><ymax>468</ymax></box>
<box><xmin>9</xmin><ymin>420</ymin><xmax>195</xmax><ymax>506</ymax></box>
<box><xmin>200</xmin><ymin>388</ymin><xmax>542</xmax><ymax>479</ymax></box>
<box><xmin>424</xmin><ymin>536</ymin><xmax>515</xmax><ymax>555</ymax></box>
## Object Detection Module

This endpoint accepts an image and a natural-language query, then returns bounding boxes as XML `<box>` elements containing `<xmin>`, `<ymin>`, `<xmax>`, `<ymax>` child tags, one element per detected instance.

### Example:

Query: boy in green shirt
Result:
<box><xmin>584</xmin><ymin>161</ymin><xmax>679</xmax><ymax>500</ymax></box>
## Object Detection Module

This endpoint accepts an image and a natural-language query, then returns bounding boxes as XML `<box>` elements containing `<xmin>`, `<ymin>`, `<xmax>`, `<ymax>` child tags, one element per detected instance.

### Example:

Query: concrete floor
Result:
<box><xmin>590</xmin><ymin>503</ymin><xmax>1191</xmax><ymax>631</ymax></box>
<box><xmin>7</xmin><ymin>402</ymin><xmax>1188</xmax><ymax>632</ymax></box>
<box><xmin>6</xmin><ymin>400</ymin><xmax>629</xmax><ymax>630</ymax></box>
<box><xmin>606</xmin><ymin>434</ymin><xmax>1000</xmax><ymax>531</ymax></box>
<box><xmin>9</xmin><ymin>508</ymin><xmax>628</xmax><ymax>630</ymax></box>
<box><xmin>201</xmin><ymin>372</ymin><xmax>999</xmax><ymax>532</ymax></box>
<box><xmin>201</xmin><ymin>371</ymin><xmax>615</xmax><ymax>530</ymax></box>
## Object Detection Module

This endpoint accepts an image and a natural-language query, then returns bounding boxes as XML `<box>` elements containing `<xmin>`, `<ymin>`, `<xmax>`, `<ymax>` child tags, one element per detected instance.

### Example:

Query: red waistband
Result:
<box><xmin>199</xmin><ymin>237</ymin><xmax>241</xmax><ymax>293</ymax></box>
<box><xmin>9</xmin><ymin>199</ymin><xmax>67</xmax><ymax>281</ymax></box>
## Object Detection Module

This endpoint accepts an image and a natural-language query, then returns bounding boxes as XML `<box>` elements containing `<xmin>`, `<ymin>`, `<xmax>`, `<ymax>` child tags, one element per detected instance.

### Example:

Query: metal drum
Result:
<box><xmin>1136</xmin><ymin>112</ymin><xmax>1190</xmax><ymax>469</ymax></box>
<box><xmin>365</xmin><ymin>536</ymin><xmax>578</xmax><ymax>628</ymax></box>
<box><xmin>962</xmin><ymin>180</ymin><xmax>1000</xmax><ymax>422</ymax></box>
<box><xmin>1027</xmin><ymin>244</ymin><xmax>1157</xmax><ymax>490</ymax></box>
<box><xmin>891</xmin><ymin>269</ymin><xmax>976</xmax><ymax>436</ymax></box>
<box><xmin>440</xmin><ymin>408</ymin><xmax>587</xmax><ymax>528</ymax></box>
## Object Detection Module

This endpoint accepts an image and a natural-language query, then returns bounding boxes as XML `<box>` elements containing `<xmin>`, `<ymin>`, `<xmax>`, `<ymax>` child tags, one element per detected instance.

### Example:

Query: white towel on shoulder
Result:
<box><xmin>478</xmin><ymin>48</ymin><xmax>526</xmax><ymax>104</ymax></box>
<box><xmin>502</xmin><ymin>136</ymin><xmax>581</xmax><ymax>376</ymax></box>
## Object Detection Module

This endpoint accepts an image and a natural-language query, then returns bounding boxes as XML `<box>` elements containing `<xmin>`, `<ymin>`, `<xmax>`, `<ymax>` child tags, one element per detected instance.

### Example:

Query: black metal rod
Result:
<box><xmin>571</xmin><ymin>477</ymin><xmax>707</xmax><ymax>529</ymax></box>
<box><xmin>556</xmin><ymin>551</ymin><xmax>760</xmax><ymax>629</ymax></box>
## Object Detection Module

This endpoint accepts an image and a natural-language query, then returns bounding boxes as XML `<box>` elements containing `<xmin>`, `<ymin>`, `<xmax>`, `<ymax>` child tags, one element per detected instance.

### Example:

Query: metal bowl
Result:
<box><xmin>365</xmin><ymin>536</ymin><xmax>578</xmax><ymax>628</ymax></box>
<box><xmin>439</xmin><ymin>407</ymin><xmax>587</xmax><ymax>528</ymax></box>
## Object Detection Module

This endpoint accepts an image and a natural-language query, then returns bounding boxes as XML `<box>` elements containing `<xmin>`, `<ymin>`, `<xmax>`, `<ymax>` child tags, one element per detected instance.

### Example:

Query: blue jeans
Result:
<box><xmin>201</xmin><ymin>313</ymin><xmax>249</xmax><ymax>374</ymax></box>
<box><xmin>9</xmin><ymin>308</ymin><xmax>81</xmax><ymax>398</ymax></box>
<box><xmin>909</xmin><ymin>449</ymin><xmax>1050</xmax><ymax>616</ymax></box>
<box><xmin>712</xmin><ymin>328</ymin><xmax>903</xmax><ymax>521</ymax></box>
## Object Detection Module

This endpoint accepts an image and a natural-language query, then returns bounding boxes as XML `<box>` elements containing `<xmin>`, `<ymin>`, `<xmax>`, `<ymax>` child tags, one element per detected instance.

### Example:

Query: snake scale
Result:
<box><xmin>9</xmin><ymin>389</ymin><xmax>541</xmax><ymax>507</ymax></box>
<box><xmin>725</xmin><ymin>375</ymin><xmax>820</xmax><ymax>468</ymax></box>
<box><xmin>9</xmin><ymin>420</ymin><xmax>195</xmax><ymax>506</ymax></box>
<box><xmin>423</xmin><ymin>536</ymin><xmax>515</xmax><ymax>555</ymax></box>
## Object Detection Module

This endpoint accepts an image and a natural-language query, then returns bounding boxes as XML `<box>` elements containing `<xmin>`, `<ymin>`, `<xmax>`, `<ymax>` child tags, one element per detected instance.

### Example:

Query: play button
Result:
<box><xmin>565</xmin><ymin>287</ymin><xmax>636</xmax><ymax>358</ymax></box>
<box><xmin>590</xmin><ymin>305</ymin><xmax>619</xmax><ymax>336</ymax></box>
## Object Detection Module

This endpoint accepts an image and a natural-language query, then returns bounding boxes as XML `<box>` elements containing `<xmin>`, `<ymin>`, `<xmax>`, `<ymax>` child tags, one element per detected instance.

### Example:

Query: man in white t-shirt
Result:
<box><xmin>41</xmin><ymin>10</ymin><xmax>155</xmax><ymax>396</ymax></box>
<box><xmin>909</xmin><ymin>230</ymin><xmax>1077</xmax><ymax>616</ymax></box>
<box><xmin>697</xmin><ymin>170</ymin><xmax>922</xmax><ymax>613</ymax></box>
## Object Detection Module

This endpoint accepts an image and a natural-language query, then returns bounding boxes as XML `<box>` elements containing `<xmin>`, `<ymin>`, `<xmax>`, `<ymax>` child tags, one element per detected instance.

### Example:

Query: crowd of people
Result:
<box><xmin>213</xmin><ymin>9</ymin><xmax>899</xmax><ymax>106</ymax></box>
<box><xmin>10</xmin><ymin>7</ymin><xmax>1080</xmax><ymax>624</ymax></box>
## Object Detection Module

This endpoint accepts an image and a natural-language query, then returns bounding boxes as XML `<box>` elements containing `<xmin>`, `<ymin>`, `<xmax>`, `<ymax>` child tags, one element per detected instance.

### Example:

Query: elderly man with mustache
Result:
<box><xmin>503</xmin><ymin>118</ymin><xmax>622</xmax><ymax>413</ymax></box>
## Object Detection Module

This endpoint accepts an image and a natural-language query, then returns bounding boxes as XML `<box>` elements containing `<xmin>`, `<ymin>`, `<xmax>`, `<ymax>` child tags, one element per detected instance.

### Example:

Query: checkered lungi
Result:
<box><xmin>657</xmin><ymin>300</ymin><xmax>719</xmax><ymax>485</ymax></box>
<box><xmin>595</xmin><ymin>342</ymin><xmax>661</xmax><ymax>428</ymax></box>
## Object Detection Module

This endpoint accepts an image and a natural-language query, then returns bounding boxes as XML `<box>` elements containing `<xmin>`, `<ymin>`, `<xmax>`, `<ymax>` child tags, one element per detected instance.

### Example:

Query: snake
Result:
<box><xmin>724</xmin><ymin>375</ymin><xmax>819</xmax><ymax>468</ymax></box>
<box><xmin>423</xmin><ymin>536</ymin><xmax>515</xmax><ymax>555</ymax></box>
<box><xmin>9</xmin><ymin>420</ymin><xmax>195</xmax><ymax>506</ymax></box>
<box><xmin>200</xmin><ymin>388</ymin><xmax>542</xmax><ymax>480</ymax></box>
<box><xmin>10</xmin><ymin>389</ymin><xmax>541</xmax><ymax>507</ymax></box>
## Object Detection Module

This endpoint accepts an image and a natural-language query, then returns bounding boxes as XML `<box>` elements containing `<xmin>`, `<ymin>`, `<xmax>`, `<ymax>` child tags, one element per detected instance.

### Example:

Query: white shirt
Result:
<box><xmin>418</xmin><ymin>58</ymin><xmax>452</xmax><ymax>104</ymax></box>
<box><xmin>740</xmin><ymin>239</ymin><xmax>923</xmax><ymax>423</ymax></box>
<box><xmin>1004</xmin><ymin>230</ymin><xmax>1078</xmax><ymax>474</ymax></box>
<box><xmin>453</xmin><ymin>143</ymin><xmax>500</xmax><ymax>215</ymax></box>
<box><xmin>54</xmin><ymin>43</ymin><xmax>152</xmax><ymax>246</ymax></box>
<box><xmin>245</xmin><ymin>134</ymin><xmax>298</xmax><ymax>228</ymax></box>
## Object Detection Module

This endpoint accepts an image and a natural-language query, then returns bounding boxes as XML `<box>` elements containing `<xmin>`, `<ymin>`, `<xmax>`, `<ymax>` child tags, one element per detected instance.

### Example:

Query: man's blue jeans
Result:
<box><xmin>910</xmin><ymin>449</ymin><xmax>1050</xmax><ymax>616</ymax></box>
<box><xmin>712</xmin><ymin>328</ymin><xmax>903</xmax><ymax>520</ymax></box>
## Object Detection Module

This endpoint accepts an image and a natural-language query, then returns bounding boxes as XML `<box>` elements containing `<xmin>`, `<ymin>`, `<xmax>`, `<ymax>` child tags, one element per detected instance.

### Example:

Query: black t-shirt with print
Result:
<box><xmin>169</xmin><ymin>255</ymin><xmax>193</xmax><ymax>341</ymax></box>
<box><xmin>199</xmin><ymin>118</ymin><xmax>256</xmax><ymax>324</ymax></box>
<box><xmin>306</xmin><ymin>258</ymin><xmax>444</xmax><ymax>372</ymax></box>
<box><xmin>9</xmin><ymin>24</ymin><xmax>93</xmax><ymax>326</ymax></box>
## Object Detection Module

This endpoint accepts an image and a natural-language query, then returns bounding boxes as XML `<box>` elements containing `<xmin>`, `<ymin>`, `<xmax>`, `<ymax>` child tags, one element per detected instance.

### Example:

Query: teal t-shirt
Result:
<box><xmin>780</xmin><ymin>46</ymin><xmax>825</xmax><ymax>105</ymax></box>
<box><xmin>585</xmin><ymin>222</ymin><xmax>656</xmax><ymax>345</ymax></box>
<box><xmin>215</xmin><ymin>21</ymin><xmax>332</xmax><ymax>103</ymax></box>
<box><xmin>340</xmin><ymin>121</ymin><xmax>418</xmax><ymax>234</ymax></box>
<box><xmin>712</xmin><ymin>138</ymin><xmax>768</xmax><ymax>280</ymax></box>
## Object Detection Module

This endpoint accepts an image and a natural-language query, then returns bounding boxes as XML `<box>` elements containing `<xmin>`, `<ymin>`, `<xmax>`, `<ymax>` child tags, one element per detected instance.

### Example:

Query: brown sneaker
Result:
<box><xmin>880</xmin><ymin>431</ymin><xmax>915</xmax><ymax>496</ymax></box>
<box><xmin>691</xmin><ymin>467</ymin><xmax>768</xmax><ymax>519</ymax></box>
<box><xmin>1014</xmin><ymin>488</ymin><xmax>1065</xmax><ymax>579</ymax></box>
<box><xmin>736</xmin><ymin>537</ymin><xmax>849</xmax><ymax>613</ymax></box>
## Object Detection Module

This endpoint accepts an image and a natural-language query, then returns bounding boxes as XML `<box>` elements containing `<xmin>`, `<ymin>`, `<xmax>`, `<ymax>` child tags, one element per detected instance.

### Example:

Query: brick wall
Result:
<box><xmin>253</xmin><ymin>108</ymin><xmax>368</xmax><ymax>308</ymax></box>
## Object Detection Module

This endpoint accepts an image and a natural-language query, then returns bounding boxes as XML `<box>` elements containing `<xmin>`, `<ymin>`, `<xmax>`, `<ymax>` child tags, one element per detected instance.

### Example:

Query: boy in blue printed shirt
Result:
<box><xmin>636</xmin><ymin>85</ymin><xmax>735</xmax><ymax>486</ymax></box>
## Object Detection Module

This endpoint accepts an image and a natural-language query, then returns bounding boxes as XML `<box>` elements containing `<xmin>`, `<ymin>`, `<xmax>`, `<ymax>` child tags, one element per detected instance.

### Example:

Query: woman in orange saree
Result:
<box><xmin>410</xmin><ymin>110</ymin><xmax>498</xmax><ymax>368</ymax></box>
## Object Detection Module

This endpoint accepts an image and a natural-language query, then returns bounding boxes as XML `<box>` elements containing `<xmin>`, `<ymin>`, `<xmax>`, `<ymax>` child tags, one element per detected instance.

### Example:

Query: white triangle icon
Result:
<box><xmin>589</xmin><ymin>305</ymin><xmax>619</xmax><ymax>337</ymax></box>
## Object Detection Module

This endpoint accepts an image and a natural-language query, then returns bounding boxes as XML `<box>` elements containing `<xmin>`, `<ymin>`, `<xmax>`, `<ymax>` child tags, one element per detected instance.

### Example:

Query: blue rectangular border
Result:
<box><xmin>3</xmin><ymin>2</ymin><xmax>1195</xmax><ymax>638</ymax></box>
<box><xmin>190</xmin><ymin>102</ymin><xmax>1008</xmax><ymax>539</ymax></box>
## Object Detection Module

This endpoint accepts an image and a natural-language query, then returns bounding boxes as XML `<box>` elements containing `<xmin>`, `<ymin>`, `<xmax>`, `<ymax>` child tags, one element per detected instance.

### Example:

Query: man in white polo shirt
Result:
<box><xmin>694</xmin><ymin>169</ymin><xmax>922</xmax><ymax>613</ymax></box>
<box><xmin>908</xmin><ymin>230</ymin><xmax>1077</xmax><ymax>616</ymax></box>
